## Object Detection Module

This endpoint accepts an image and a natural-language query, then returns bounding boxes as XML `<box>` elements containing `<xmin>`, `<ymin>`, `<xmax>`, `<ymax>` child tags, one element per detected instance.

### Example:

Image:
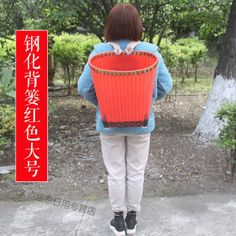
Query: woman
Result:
<box><xmin>78</xmin><ymin>3</ymin><xmax>172</xmax><ymax>236</ymax></box>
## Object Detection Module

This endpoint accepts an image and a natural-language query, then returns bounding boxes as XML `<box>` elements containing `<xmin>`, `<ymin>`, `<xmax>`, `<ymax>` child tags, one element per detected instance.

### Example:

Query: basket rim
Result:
<box><xmin>88</xmin><ymin>50</ymin><xmax>158</xmax><ymax>75</ymax></box>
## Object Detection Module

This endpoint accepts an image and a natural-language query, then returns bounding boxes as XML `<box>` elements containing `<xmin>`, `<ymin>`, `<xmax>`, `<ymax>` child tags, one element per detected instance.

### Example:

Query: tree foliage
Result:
<box><xmin>0</xmin><ymin>0</ymin><xmax>232</xmax><ymax>47</ymax></box>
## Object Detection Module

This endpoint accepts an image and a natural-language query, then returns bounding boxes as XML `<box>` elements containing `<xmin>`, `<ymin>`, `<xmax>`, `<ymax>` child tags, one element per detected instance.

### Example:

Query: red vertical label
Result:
<box><xmin>15</xmin><ymin>30</ymin><xmax>48</xmax><ymax>182</ymax></box>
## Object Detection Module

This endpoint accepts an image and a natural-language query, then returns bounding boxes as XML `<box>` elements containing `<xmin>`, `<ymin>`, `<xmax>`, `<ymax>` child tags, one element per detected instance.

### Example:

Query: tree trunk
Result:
<box><xmin>48</xmin><ymin>54</ymin><xmax>55</xmax><ymax>86</ymax></box>
<box><xmin>66</xmin><ymin>65</ymin><xmax>71</xmax><ymax>95</ymax></box>
<box><xmin>194</xmin><ymin>0</ymin><xmax>236</xmax><ymax>141</ymax></box>
<box><xmin>194</xmin><ymin>64</ymin><xmax>198</xmax><ymax>83</ymax></box>
<box><xmin>157</xmin><ymin>27</ymin><xmax>166</xmax><ymax>46</ymax></box>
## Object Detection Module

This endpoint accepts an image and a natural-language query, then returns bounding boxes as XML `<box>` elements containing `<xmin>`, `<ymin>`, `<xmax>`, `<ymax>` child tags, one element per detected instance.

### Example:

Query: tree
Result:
<box><xmin>0</xmin><ymin>0</ymin><xmax>24</xmax><ymax>38</ymax></box>
<box><xmin>194</xmin><ymin>0</ymin><xmax>236</xmax><ymax>140</ymax></box>
<box><xmin>169</xmin><ymin>0</ymin><xmax>231</xmax><ymax>43</ymax></box>
<box><xmin>0</xmin><ymin>0</ymin><xmax>232</xmax><ymax>46</ymax></box>
<box><xmin>48</xmin><ymin>0</ymin><xmax>174</xmax><ymax>43</ymax></box>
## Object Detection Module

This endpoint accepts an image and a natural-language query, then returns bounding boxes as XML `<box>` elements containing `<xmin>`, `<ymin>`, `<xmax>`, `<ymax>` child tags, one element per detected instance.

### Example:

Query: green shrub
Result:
<box><xmin>159</xmin><ymin>37</ymin><xmax>207</xmax><ymax>82</ymax></box>
<box><xmin>215</xmin><ymin>103</ymin><xmax>236</xmax><ymax>150</ymax></box>
<box><xmin>78</xmin><ymin>34</ymin><xmax>100</xmax><ymax>63</ymax></box>
<box><xmin>157</xmin><ymin>37</ymin><xmax>175</xmax><ymax>70</ymax></box>
<box><xmin>215</xmin><ymin>102</ymin><xmax>236</xmax><ymax>180</ymax></box>
<box><xmin>0</xmin><ymin>67</ymin><xmax>15</xmax><ymax>102</ymax></box>
<box><xmin>51</xmin><ymin>33</ymin><xmax>99</xmax><ymax>94</ymax></box>
<box><xmin>0</xmin><ymin>36</ymin><xmax>15</xmax><ymax>65</ymax></box>
<box><xmin>0</xmin><ymin>104</ymin><xmax>15</xmax><ymax>149</ymax></box>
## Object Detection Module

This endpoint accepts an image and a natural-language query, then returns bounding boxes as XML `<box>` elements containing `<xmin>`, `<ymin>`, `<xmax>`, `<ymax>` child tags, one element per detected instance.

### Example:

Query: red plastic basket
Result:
<box><xmin>89</xmin><ymin>51</ymin><xmax>158</xmax><ymax>128</ymax></box>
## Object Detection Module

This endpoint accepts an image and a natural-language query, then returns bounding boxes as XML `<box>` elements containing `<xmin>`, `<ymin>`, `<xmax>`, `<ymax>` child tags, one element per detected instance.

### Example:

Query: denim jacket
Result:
<box><xmin>78</xmin><ymin>39</ymin><xmax>173</xmax><ymax>135</ymax></box>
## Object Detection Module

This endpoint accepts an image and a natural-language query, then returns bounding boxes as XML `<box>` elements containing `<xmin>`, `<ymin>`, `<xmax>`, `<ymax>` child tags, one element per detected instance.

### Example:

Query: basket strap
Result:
<box><xmin>124</xmin><ymin>41</ymin><xmax>140</xmax><ymax>55</ymax></box>
<box><xmin>107</xmin><ymin>41</ymin><xmax>123</xmax><ymax>55</ymax></box>
<box><xmin>107</xmin><ymin>40</ymin><xmax>141</xmax><ymax>55</ymax></box>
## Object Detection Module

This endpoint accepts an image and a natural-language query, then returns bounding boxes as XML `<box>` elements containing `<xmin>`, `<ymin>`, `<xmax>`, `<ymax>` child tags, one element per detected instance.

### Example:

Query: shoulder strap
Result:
<box><xmin>106</xmin><ymin>41</ymin><xmax>123</xmax><ymax>55</ymax></box>
<box><xmin>107</xmin><ymin>40</ymin><xmax>141</xmax><ymax>55</ymax></box>
<box><xmin>124</xmin><ymin>41</ymin><xmax>140</xmax><ymax>55</ymax></box>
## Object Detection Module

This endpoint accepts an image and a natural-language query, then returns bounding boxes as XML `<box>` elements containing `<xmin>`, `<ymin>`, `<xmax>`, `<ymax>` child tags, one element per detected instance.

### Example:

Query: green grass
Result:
<box><xmin>55</xmin><ymin>76</ymin><xmax>212</xmax><ymax>94</ymax></box>
<box><xmin>56</xmin><ymin>77</ymin><xmax>65</xmax><ymax>85</ymax></box>
<box><xmin>172</xmin><ymin>77</ymin><xmax>212</xmax><ymax>94</ymax></box>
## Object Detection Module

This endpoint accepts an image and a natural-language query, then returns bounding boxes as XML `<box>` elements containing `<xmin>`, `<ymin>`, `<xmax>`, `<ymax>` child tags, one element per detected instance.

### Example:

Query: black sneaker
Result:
<box><xmin>110</xmin><ymin>211</ymin><xmax>126</xmax><ymax>236</ymax></box>
<box><xmin>125</xmin><ymin>210</ymin><xmax>137</xmax><ymax>235</ymax></box>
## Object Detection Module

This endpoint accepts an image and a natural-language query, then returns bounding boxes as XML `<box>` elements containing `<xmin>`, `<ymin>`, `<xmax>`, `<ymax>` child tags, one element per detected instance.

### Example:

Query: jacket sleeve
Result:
<box><xmin>155</xmin><ymin>52</ymin><xmax>173</xmax><ymax>100</ymax></box>
<box><xmin>78</xmin><ymin>49</ymin><xmax>98</xmax><ymax>107</ymax></box>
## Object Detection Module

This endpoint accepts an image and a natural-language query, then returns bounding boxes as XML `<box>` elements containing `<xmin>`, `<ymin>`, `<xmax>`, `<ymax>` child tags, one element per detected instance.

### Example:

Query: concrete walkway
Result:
<box><xmin>0</xmin><ymin>193</ymin><xmax>236</xmax><ymax>236</ymax></box>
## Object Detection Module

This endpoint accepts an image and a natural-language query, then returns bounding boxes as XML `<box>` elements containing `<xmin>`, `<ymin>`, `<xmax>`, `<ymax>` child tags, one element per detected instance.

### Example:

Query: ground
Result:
<box><xmin>0</xmin><ymin>93</ymin><xmax>235</xmax><ymax>202</ymax></box>
<box><xmin>1</xmin><ymin>193</ymin><xmax>236</xmax><ymax>235</ymax></box>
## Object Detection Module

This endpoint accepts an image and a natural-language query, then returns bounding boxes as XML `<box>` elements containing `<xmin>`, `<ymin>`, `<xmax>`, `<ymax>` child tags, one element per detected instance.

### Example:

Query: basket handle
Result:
<box><xmin>107</xmin><ymin>41</ymin><xmax>140</xmax><ymax>55</ymax></box>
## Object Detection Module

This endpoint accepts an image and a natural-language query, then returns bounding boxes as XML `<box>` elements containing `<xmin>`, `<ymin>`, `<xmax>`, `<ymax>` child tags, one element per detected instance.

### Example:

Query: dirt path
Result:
<box><xmin>0</xmin><ymin>95</ymin><xmax>235</xmax><ymax>201</ymax></box>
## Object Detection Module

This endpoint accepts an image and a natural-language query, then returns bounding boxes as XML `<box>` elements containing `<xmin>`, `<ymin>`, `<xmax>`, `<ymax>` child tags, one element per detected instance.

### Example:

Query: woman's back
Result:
<box><xmin>78</xmin><ymin>39</ymin><xmax>173</xmax><ymax>135</ymax></box>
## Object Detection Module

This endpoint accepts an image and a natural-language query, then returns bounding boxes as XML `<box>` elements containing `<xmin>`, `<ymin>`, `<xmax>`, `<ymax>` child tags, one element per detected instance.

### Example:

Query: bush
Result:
<box><xmin>156</xmin><ymin>37</ymin><xmax>175</xmax><ymax>69</ymax></box>
<box><xmin>0</xmin><ymin>104</ymin><xmax>15</xmax><ymax>149</ymax></box>
<box><xmin>0</xmin><ymin>67</ymin><xmax>15</xmax><ymax>102</ymax></box>
<box><xmin>215</xmin><ymin>102</ymin><xmax>236</xmax><ymax>181</ymax></box>
<box><xmin>0</xmin><ymin>36</ymin><xmax>15</xmax><ymax>65</ymax></box>
<box><xmin>216</xmin><ymin>103</ymin><xmax>236</xmax><ymax>150</ymax></box>
<box><xmin>159</xmin><ymin>37</ymin><xmax>207</xmax><ymax>82</ymax></box>
<box><xmin>51</xmin><ymin>33</ymin><xmax>99</xmax><ymax>94</ymax></box>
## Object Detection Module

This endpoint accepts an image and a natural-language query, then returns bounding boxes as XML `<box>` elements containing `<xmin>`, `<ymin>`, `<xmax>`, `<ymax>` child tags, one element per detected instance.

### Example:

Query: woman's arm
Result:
<box><xmin>155</xmin><ymin>52</ymin><xmax>173</xmax><ymax>100</ymax></box>
<box><xmin>78</xmin><ymin>49</ymin><xmax>98</xmax><ymax>107</ymax></box>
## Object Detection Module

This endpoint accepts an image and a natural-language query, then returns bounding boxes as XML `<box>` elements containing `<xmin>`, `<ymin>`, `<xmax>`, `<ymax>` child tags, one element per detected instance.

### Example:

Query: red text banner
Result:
<box><xmin>15</xmin><ymin>30</ymin><xmax>48</xmax><ymax>182</ymax></box>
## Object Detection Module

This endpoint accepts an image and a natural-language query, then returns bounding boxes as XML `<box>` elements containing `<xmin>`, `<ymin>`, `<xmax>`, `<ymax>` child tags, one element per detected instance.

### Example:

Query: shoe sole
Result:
<box><xmin>126</xmin><ymin>224</ymin><xmax>137</xmax><ymax>235</ymax></box>
<box><xmin>110</xmin><ymin>225</ymin><xmax>126</xmax><ymax>236</ymax></box>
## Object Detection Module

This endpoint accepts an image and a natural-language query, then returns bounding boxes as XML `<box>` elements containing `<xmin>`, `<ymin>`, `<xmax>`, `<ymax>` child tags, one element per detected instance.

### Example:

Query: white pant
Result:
<box><xmin>99</xmin><ymin>132</ymin><xmax>151</xmax><ymax>213</ymax></box>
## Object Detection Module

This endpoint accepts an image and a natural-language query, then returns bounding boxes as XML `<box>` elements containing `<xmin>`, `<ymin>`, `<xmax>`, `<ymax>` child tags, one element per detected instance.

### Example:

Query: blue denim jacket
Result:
<box><xmin>78</xmin><ymin>39</ymin><xmax>173</xmax><ymax>135</ymax></box>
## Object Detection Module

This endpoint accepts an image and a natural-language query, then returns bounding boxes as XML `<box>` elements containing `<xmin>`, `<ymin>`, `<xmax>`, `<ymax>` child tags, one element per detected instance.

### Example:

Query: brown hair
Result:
<box><xmin>103</xmin><ymin>3</ymin><xmax>143</xmax><ymax>42</ymax></box>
